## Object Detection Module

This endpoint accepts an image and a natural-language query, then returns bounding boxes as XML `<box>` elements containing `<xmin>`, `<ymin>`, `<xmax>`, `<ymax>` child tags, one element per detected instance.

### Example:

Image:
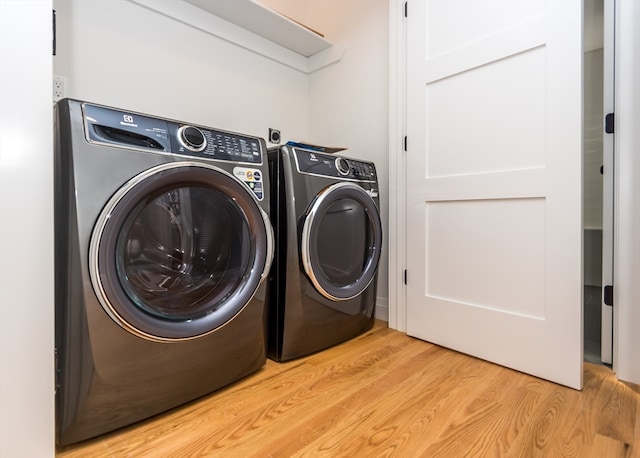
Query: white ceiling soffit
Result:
<box><xmin>128</xmin><ymin>0</ymin><xmax>343</xmax><ymax>73</ymax></box>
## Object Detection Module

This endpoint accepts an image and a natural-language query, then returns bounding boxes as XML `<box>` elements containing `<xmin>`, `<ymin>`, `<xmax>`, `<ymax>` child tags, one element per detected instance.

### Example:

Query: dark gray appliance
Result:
<box><xmin>267</xmin><ymin>145</ymin><xmax>382</xmax><ymax>361</ymax></box>
<box><xmin>54</xmin><ymin>99</ymin><xmax>273</xmax><ymax>445</ymax></box>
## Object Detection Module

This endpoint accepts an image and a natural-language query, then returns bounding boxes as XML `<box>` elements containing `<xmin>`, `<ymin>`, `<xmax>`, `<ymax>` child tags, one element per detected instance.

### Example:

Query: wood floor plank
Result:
<box><xmin>56</xmin><ymin>321</ymin><xmax>639</xmax><ymax>458</ymax></box>
<box><xmin>418</xmin><ymin>368</ymin><xmax>538</xmax><ymax>457</ymax></box>
<box><xmin>279</xmin><ymin>346</ymin><xmax>473</xmax><ymax>457</ymax></box>
<box><xmin>245</xmin><ymin>345</ymin><xmax>445</xmax><ymax>457</ymax></box>
<box><xmin>586</xmin><ymin>434</ymin><xmax>630</xmax><ymax>458</ymax></box>
<box><xmin>595</xmin><ymin>373</ymin><xmax>638</xmax><ymax>446</ymax></box>
<box><xmin>214</xmin><ymin>337</ymin><xmax>436</xmax><ymax>457</ymax></box>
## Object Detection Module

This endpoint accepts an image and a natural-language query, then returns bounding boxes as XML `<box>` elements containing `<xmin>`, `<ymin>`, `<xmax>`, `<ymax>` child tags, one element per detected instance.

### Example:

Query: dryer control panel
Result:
<box><xmin>82</xmin><ymin>103</ymin><xmax>264</xmax><ymax>165</ymax></box>
<box><xmin>293</xmin><ymin>148</ymin><xmax>376</xmax><ymax>182</ymax></box>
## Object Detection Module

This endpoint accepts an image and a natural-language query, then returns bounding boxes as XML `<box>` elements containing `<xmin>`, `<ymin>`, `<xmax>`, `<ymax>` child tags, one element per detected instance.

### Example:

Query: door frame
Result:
<box><xmin>612</xmin><ymin>0</ymin><xmax>640</xmax><ymax>384</ymax></box>
<box><xmin>388</xmin><ymin>0</ymin><xmax>640</xmax><ymax>384</ymax></box>
<box><xmin>601</xmin><ymin>0</ymin><xmax>614</xmax><ymax>365</ymax></box>
<box><xmin>388</xmin><ymin>0</ymin><xmax>406</xmax><ymax>332</ymax></box>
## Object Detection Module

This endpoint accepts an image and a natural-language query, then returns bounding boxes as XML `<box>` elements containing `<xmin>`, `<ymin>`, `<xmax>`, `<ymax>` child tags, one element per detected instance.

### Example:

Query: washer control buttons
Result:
<box><xmin>177</xmin><ymin>125</ymin><xmax>207</xmax><ymax>152</ymax></box>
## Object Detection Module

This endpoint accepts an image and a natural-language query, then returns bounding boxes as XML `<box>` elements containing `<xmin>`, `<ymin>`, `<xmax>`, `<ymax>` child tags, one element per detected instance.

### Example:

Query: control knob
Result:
<box><xmin>177</xmin><ymin>125</ymin><xmax>207</xmax><ymax>152</ymax></box>
<box><xmin>335</xmin><ymin>157</ymin><xmax>350</xmax><ymax>176</ymax></box>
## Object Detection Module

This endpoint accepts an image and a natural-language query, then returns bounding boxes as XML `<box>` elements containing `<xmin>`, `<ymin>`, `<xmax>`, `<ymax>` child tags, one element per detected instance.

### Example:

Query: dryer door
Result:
<box><xmin>301</xmin><ymin>182</ymin><xmax>382</xmax><ymax>301</ymax></box>
<box><xmin>89</xmin><ymin>162</ymin><xmax>273</xmax><ymax>341</ymax></box>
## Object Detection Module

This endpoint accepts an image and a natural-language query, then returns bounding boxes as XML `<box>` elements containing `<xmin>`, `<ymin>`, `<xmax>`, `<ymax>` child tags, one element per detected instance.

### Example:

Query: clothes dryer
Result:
<box><xmin>54</xmin><ymin>99</ymin><xmax>273</xmax><ymax>445</ymax></box>
<box><xmin>267</xmin><ymin>146</ymin><xmax>382</xmax><ymax>361</ymax></box>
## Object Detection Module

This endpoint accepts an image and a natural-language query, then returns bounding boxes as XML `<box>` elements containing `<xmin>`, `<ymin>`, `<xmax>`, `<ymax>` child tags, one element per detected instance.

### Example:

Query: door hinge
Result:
<box><xmin>403</xmin><ymin>269</ymin><xmax>407</xmax><ymax>285</ymax></box>
<box><xmin>404</xmin><ymin>2</ymin><xmax>408</xmax><ymax>17</ymax></box>
<box><xmin>403</xmin><ymin>136</ymin><xmax>407</xmax><ymax>151</ymax></box>
<box><xmin>605</xmin><ymin>113</ymin><xmax>614</xmax><ymax>134</ymax></box>
<box><xmin>603</xmin><ymin>285</ymin><xmax>613</xmax><ymax>306</ymax></box>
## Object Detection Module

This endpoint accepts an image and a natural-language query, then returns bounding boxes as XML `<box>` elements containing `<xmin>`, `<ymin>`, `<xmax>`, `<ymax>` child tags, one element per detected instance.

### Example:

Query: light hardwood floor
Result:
<box><xmin>57</xmin><ymin>320</ymin><xmax>639</xmax><ymax>457</ymax></box>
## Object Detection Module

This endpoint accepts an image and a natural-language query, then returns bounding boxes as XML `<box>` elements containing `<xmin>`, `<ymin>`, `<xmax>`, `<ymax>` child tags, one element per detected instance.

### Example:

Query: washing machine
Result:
<box><xmin>54</xmin><ymin>99</ymin><xmax>273</xmax><ymax>445</ymax></box>
<box><xmin>267</xmin><ymin>145</ymin><xmax>382</xmax><ymax>361</ymax></box>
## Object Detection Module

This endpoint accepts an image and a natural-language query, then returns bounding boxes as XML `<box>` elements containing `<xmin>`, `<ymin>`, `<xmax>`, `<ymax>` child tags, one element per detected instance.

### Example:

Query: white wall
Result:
<box><xmin>0</xmin><ymin>1</ymin><xmax>55</xmax><ymax>457</ymax></box>
<box><xmin>264</xmin><ymin>0</ymin><xmax>390</xmax><ymax>318</ymax></box>
<box><xmin>53</xmin><ymin>0</ymin><xmax>309</xmax><ymax>140</ymax></box>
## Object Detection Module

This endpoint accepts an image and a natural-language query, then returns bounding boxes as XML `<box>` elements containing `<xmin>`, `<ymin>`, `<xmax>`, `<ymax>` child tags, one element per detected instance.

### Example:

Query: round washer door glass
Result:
<box><xmin>301</xmin><ymin>182</ymin><xmax>382</xmax><ymax>301</ymax></box>
<box><xmin>90</xmin><ymin>162</ymin><xmax>273</xmax><ymax>341</ymax></box>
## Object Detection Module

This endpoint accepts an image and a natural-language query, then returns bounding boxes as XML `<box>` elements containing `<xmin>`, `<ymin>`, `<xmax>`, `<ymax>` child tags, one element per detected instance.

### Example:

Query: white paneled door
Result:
<box><xmin>405</xmin><ymin>0</ymin><xmax>583</xmax><ymax>389</ymax></box>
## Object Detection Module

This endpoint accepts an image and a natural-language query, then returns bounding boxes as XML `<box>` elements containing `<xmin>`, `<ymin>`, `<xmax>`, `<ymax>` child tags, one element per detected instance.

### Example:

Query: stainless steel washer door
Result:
<box><xmin>90</xmin><ymin>162</ymin><xmax>273</xmax><ymax>342</ymax></box>
<box><xmin>301</xmin><ymin>182</ymin><xmax>382</xmax><ymax>301</ymax></box>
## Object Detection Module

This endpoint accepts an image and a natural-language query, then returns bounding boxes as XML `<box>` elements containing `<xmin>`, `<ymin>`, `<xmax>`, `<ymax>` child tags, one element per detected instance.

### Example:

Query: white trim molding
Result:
<box><xmin>388</xmin><ymin>0</ymin><xmax>406</xmax><ymax>332</ymax></box>
<box><xmin>613</xmin><ymin>0</ymin><xmax>640</xmax><ymax>385</ymax></box>
<box><xmin>0</xmin><ymin>1</ymin><xmax>54</xmax><ymax>455</ymax></box>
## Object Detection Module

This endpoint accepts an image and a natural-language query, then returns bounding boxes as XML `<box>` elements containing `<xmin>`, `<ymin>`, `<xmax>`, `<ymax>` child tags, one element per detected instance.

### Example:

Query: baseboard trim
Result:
<box><xmin>375</xmin><ymin>297</ymin><xmax>389</xmax><ymax>322</ymax></box>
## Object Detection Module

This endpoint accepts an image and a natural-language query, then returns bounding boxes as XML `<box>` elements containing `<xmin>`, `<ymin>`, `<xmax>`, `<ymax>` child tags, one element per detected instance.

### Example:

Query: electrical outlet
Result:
<box><xmin>53</xmin><ymin>76</ymin><xmax>66</xmax><ymax>102</ymax></box>
<box><xmin>268</xmin><ymin>128</ymin><xmax>281</xmax><ymax>144</ymax></box>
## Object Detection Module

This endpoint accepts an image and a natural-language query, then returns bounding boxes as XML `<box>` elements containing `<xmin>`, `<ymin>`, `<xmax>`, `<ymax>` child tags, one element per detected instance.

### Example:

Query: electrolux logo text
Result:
<box><xmin>120</xmin><ymin>114</ymin><xmax>138</xmax><ymax>128</ymax></box>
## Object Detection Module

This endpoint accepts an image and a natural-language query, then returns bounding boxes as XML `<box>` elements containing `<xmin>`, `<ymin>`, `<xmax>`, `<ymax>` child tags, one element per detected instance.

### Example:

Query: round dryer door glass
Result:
<box><xmin>90</xmin><ymin>162</ymin><xmax>273</xmax><ymax>341</ymax></box>
<box><xmin>301</xmin><ymin>182</ymin><xmax>382</xmax><ymax>301</ymax></box>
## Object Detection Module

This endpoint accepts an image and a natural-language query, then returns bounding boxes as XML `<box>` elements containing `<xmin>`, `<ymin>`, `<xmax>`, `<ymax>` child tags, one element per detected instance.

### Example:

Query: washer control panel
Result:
<box><xmin>169</xmin><ymin>124</ymin><xmax>263</xmax><ymax>165</ymax></box>
<box><xmin>293</xmin><ymin>148</ymin><xmax>376</xmax><ymax>182</ymax></box>
<box><xmin>83</xmin><ymin>103</ymin><xmax>263</xmax><ymax>165</ymax></box>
